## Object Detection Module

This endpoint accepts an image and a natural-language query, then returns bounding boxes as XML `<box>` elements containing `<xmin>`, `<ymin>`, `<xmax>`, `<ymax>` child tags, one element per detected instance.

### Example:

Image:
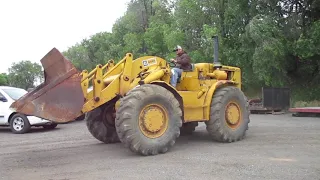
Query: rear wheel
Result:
<box><xmin>115</xmin><ymin>84</ymin><xmax>183</xmax><ymax>156</ymax></box>
<box><xmin>85</xmin><ymin>102</ymin><xmax>120</xmax><ymax>144</ymax></box>
<box><xmin>205</xmin><ymin>86</ymin><xmax>250</xmax><ymax>142</ymax></box>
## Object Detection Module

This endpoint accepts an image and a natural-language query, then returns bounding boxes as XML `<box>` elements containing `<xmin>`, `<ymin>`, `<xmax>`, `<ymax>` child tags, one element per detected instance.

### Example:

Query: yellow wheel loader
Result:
<box><xmin>10</xmin><ymin>36</ymin><xmax>250</xmax><ymax>156</ymax></box>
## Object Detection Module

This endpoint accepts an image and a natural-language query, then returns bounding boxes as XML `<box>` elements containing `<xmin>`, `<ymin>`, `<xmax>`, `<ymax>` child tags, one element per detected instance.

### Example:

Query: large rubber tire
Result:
<box><xmin>205</xmin><ymin>86</ymin><xmax>250</xmax><ymax>142</ymax></box>
<box><xmin>85</xmin><ymin>102</ymin><xmax>120</xmax><ymax>144</ymax></box>
<box><xmin>115</xmin><ymin>84</ymin><xmax>183</xmax><ymax>156</ymax></box>
<box><xmin>180</xmin><ymin>122</ymin><xmax>198</xmax><ymax>136</ymax></box>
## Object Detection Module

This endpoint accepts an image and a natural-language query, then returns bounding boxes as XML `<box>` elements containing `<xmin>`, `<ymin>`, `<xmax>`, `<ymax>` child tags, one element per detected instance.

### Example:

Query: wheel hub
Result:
<box><xmin>13</xmin><ymin>117</ymin><xmax>24</xmax><ymax>131</ymax></box>
<box><xmin>139</xmin><ymin>104</ymin><xmax>168</xmax><ymax>138</ymax></box>
<box><xmin>225</xmin><ymin>102</ymin><xmax>241</xmax><ymax>128</ymax></box>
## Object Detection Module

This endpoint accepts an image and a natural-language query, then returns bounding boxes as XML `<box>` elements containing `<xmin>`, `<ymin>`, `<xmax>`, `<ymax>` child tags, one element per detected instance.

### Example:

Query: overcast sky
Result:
<box><xmin>0</xmin><ymin>0</ymin><xmax>129</xmax><ymax>73</ymax></box>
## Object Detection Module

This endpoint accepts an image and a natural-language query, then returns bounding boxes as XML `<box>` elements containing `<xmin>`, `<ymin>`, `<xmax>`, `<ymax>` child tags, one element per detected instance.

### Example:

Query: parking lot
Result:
<box><xmin>1</xmin><ymin>114</ymin><xmax>319</xmax><ymax>180</ymax></box>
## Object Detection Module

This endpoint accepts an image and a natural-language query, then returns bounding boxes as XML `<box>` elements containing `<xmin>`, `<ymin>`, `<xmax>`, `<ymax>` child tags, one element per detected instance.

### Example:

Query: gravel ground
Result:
<box><xmin>0</xmin><ymin>114</ymin><xmax>319</xmax><ymax>180</ymax></box>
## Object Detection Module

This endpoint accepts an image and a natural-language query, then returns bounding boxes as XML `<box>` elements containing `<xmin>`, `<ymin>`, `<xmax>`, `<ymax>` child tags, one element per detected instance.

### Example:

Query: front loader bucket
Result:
<box><xmin>10</xmin><ymin>48</ymin><xmax>85</xmax><ymax>123</ymax></box>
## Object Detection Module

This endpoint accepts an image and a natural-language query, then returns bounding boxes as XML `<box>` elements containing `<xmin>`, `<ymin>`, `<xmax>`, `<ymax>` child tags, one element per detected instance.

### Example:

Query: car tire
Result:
<box><xmin>9</xmin><ymin>113</ymin><xmax>31</xmax><ymax>134</ymax></box>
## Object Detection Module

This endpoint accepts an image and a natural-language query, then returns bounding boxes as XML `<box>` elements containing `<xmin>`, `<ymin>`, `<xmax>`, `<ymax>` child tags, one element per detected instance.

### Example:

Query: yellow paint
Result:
<box><xmin>207</xmin><ymin>69</ymin><xmax>228</xmax><ymax>80</ymax></box>
<box><xmin>138</xmin><ymin>104</ymin><xmax>169</xmax><ymax>138</ymax></box>
<box><xmin>103</xmin><ymin>75</ymin><xmax>118</xmax><ymax>85</ymax></box>
<box><xmin>225</xmin><ymin>101</ymin><xmax>242</xmax><ymax>129</ymax></box>
<box><xmin>197</xmin><ymin>89</ymin><xmax>206</xmax><ymax>98</ymax></box>
<box><xmin>120</xmin><ymin>53</ymin><xmax>133</xmax><ymax>96</ymax></box>
<box><xmin>82</xmin><ymin>74</ymin><xmax>120</xmax><ymax>113</ymax></box>
<box><xmin>220</xmin><ymin>65</ymin><xmax>241</xmax><ymax>89</ymax></box>
<box><xmin>178</xmin><ymin>91</ymin><xmax>206</xmax><ymax>122</ymax></box>
<box><xmin>142</xmin><ymin>69</ymin><xmax>166</xmax><ymax>84</ymax></box>
<box><xmin>80</xmin><ymin>70</ymin><xmax>89</xmax><ymax>98</ymax></box>
<box><xmin>177</xmin><ymin>70</ymin><xmax>201</xmax><ymax>91</ymax></box>
<box><xmin>93</xmin><ymin>64</ymin><xmax>103</xmax><ymax>101</ymax></box>
<box><xmin>194</xmin><ymin>63</ymin><xmax>211</xmax><ymax>77</ymax></box>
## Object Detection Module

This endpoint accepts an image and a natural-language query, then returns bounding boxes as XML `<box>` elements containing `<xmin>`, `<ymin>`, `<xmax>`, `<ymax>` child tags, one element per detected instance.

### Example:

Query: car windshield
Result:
<box><xmin>2</xmin><ymin>88</ymin><xmax>27</xmax><ymax>100</ymax></box>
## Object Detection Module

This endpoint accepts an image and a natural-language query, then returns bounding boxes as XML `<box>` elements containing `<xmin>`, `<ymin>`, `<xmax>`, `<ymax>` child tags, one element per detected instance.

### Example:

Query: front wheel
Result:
<box><xmin>85</xmin><ymin>102</ymin><xmax>120</xmax><ymax>144</ymax></box>
<box><xmin>9</xmin><ymin>113</ymin><xmax>31</xmax><ymax>134</ymax></box>
<box><xmin>115</xmin><ymin>84</ymin><xmax>183</xmax><ymax>156</ymax></box>
<box><xmin>205</xmin><ymin>86</ymin><xmax>250</xmax><ymax>142</ymax></box>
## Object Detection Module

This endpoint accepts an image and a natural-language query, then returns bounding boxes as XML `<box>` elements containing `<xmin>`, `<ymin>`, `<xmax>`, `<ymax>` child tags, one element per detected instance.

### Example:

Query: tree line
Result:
<box><xmin>62</xmin><ymin>0</ymin><xmax>320</xmax><ymax>102</ymax></box>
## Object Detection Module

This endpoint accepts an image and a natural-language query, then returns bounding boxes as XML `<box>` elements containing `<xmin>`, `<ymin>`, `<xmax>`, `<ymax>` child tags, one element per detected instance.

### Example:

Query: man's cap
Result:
<box><xmin>173</xmin><ymin>45</ymin><xmax>182</xmax><ymax>52</ymax></box>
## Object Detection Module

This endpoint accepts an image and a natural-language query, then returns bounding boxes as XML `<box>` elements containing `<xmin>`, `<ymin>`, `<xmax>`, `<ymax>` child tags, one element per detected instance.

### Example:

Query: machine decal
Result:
<box><xmin>142</xmin><ymin>57</ymin><xmax>157</xmax><ymax>67</ymax></box>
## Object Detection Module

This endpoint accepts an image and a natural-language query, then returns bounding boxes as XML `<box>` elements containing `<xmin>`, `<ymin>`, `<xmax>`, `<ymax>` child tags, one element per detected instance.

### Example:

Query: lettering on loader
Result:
<box><xmin>142</xmin><ymin>57</ymin><xmax>157</xmax><ymax>67</ymax></box>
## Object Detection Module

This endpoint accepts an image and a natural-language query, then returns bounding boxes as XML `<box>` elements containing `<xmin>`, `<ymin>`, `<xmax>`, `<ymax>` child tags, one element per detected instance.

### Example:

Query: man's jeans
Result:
<box><xmin>170</xmin><ymin>68</ymin><xmax>182</xmax><ymax>88</ymax></box>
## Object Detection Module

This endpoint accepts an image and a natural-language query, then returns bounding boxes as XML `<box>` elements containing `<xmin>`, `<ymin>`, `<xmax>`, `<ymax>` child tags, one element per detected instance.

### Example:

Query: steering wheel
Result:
<box><xmin>167</xmin><ymin>60</ymin><xmax>176</xmax><ymax>68</ymax></box>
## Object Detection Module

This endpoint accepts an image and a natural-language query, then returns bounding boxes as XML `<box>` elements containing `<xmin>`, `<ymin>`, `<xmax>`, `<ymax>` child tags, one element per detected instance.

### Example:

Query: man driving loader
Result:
<box><xmin>170</xmin><ymin>45</ymin><xmax>192</xmax><ymax>88</ymax></box>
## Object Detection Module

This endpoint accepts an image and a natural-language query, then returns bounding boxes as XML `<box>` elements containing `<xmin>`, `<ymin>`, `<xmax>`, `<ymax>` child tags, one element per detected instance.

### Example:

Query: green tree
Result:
<box><xmin>0</xmin><ymin>73</ymin><xmax>8</xmax><ymax>86</ymax></box>
<box><xmin>7</xmin><ymin>60</ymin><xmax>43</xmax><ymax>90</ymax></box>
<box><xmin>59</xmin><ymin>0</ymin><xmax>320</xmax><ymax>103</ymax></box>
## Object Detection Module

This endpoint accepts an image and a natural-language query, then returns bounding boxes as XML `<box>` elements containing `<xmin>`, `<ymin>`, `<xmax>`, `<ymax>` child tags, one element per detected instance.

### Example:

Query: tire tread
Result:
<box><xmin>115</xmin><ymin>84</ymin><xmax>182</xmax><ymax>156</ymax></box>
<box><xmin>205</xmin><ymin>86</ymin><xmax>250</xmax><ymax>142</ymax></box>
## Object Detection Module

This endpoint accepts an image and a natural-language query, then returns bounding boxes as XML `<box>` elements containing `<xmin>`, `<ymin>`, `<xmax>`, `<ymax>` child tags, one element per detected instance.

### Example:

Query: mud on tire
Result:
<box><xmin>85</xmin><ymin>102</ymin><xmax>120</xmax><ymax>144</ymax></box>
<box><xmin>205</xmin><ymin>86</ymin><xmax>250</xmax><ymax>142</ymax></box>
<box><xmin>115</xmin><ymin>84</ymin><xmax>183</xmax><ymax>156</ymax></box>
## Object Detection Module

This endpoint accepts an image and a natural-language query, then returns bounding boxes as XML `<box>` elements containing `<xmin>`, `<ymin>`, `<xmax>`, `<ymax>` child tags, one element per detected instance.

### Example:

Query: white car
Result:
<box><xmin>0</xmin><ymin>86</ymin><xmax>57</xmax><ymax>134</ymax></box>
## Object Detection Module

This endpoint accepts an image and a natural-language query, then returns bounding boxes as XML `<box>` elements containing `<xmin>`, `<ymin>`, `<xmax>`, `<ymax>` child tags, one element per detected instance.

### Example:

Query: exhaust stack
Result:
<box><xmin>212</xmin><ymin>36</ymin><xmax>222</xmax><ymax>68</ymax></box>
